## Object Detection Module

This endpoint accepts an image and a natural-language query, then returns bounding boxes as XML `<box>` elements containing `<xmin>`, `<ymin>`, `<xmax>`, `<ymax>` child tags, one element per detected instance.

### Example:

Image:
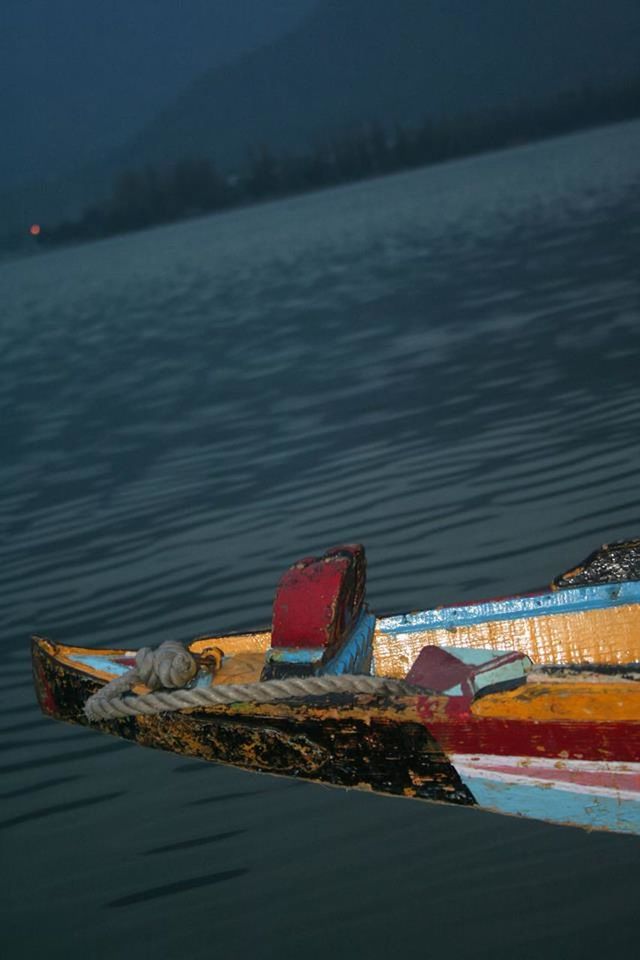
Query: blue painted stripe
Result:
<box><xmin>378</xmin><ymin>582</ymin><xmax>640</xmax><ymax>634</ymax></box>
<box><xmin>267</xmin><ymin>648</ymin><xmax>325</xmax><ymax>665</ymax></box>
<box><xmin>462</xmin><ymin>775</ymin><xmax>640</xmax><ymax>835</ymax></box>
<box><xmin>194</xmin><ymin>670</ymin><xmax>215</xmax><ymax>688</ymax></box>
<box><xmin>320</xmin><ymin>609</ymin><xmax>376</xmax><ymax>676</ymax></box>
<box><xmin>67</xmin><ymin>653</ymin><xmax>131</xmax><ymax>676</ymax></box>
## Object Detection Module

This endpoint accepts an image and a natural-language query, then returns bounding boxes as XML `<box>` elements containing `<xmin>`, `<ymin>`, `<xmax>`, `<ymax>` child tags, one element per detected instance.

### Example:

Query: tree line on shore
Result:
<box><xmin>11</xmin><ymin>74</ymin><xmax>640</xmax><ymax>251</ymax></box>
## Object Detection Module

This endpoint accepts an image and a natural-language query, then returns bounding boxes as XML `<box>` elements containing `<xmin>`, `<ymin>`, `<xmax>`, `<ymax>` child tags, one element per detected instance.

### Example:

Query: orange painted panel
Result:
<box><xmin>189</xmin><ymin>632</ymin><xmax>271</xmax><ymax>657</ymax></box>
<box><xmin>471</xmin><ymin>680</ymin><xmax>640</xmax><ymax>722</ymax></box>
<box><xmin>373</xmin><ymin>604</ymin><xmax>640</xmax><ymax>677</ymax></box>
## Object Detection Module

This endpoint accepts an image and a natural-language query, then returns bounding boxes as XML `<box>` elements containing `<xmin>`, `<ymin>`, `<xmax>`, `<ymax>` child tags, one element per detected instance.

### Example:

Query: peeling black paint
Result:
<box><xmin>32</xmin><ymin>637</ymin><xmax>475</xmax><ymax>807</ymax></box>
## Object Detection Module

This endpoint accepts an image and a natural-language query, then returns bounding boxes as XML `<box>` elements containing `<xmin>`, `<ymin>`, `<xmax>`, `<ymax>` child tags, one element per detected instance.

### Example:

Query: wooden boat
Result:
<box><xmin>32</xmin><ymin>540</ymin><xmax>640</xmax><ymax>834</ymax></box>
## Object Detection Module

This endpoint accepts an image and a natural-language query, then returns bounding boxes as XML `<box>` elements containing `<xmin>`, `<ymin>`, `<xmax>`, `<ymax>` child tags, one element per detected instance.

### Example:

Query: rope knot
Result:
<box><xmin>136</xmin><ymin>641</ymin><xmax>197</xmax><ymax>690</ymax></box>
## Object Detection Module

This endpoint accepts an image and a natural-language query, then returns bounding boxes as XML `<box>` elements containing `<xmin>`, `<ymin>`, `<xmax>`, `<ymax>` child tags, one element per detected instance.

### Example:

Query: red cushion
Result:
<box><xmin>271</xmin><ymin>544</ymin><xmax>366</xmax><ymax>652</ymax></box>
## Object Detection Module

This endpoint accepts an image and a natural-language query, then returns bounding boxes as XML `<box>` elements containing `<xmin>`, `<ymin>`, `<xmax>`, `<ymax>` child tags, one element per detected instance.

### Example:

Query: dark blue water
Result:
<box><xmin>2</xmin><ymin>121</ymin><xmax>640</xmax><ymax>959</ymax></box>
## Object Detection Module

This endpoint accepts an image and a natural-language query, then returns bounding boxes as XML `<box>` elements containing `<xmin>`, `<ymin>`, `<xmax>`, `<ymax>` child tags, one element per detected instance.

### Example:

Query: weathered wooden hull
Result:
<box><xmin>31</xmin><ymin>635</ymin><xmax>474</xmax><ymax>805</ymax></box>
<box><xmin>30</xmin><ymin>539</ymin><xmax>640</xmax><ymax>834</ymax></box>
<box><xmin>31</xmin><ymin>633</ymin><xmax>640</xmax><ymax>833</ymax></box>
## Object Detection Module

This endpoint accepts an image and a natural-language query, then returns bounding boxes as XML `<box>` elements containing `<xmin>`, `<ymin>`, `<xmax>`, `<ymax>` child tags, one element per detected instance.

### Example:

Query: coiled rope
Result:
<box><xmin>84</xmin><ymin>640</ymin><xmax>410</xmax><ymax>721</ymax></box>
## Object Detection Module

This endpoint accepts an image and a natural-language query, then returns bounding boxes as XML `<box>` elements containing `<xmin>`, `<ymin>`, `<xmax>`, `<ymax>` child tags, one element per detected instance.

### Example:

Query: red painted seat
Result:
<box><xmin>263</xmin><ymin>544</ymin><xmax>367</xmax><ymax>679</ymax></box>
<box><xmin>272</xmin><ymin>543</ymin><xmax>366</xmax><ymax>652</ymax></box>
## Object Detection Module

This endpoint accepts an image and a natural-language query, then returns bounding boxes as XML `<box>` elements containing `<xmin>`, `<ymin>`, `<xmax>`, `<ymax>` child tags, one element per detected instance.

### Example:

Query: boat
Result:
<box><xmin>32</xmin><ymin>540</ymin><xmax>640</xmax><ymax>834</ymax></box>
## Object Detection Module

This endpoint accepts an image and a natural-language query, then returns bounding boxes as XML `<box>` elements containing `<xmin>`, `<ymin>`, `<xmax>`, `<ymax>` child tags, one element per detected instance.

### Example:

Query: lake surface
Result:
<box><xmin>2</xmin><ymin>120</ymin><xmax>640</xmax><ymax>959</ymax></box>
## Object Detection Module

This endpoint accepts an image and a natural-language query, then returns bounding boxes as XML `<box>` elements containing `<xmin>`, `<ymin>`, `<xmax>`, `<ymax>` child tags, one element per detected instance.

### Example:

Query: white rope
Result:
<box><xmin>83</xmin><ymin>641</ymin><xmax>410</xmax><ymax>721</ymax></box>
<box><xmin>81</xmin><ymin>641</ymin><xmax>640</xmax><ymax>721</ymax></box>
<box><xmin>85</xmin><ymin>674</ymin><xmax>410</xmax><ymax>720</ymax></box>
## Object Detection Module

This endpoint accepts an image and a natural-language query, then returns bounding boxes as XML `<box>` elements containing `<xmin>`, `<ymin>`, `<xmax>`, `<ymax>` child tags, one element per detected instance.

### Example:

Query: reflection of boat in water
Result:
<box><xmin>32</xmin><ymin>541</ymin><xmax>640</xmax><ymax>834</ymax></box>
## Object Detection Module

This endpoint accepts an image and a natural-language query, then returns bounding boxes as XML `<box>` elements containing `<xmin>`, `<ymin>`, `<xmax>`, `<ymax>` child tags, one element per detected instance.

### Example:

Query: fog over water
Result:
<box><xmin>2</xmin><ymin>121</ymin><xmax>640</xmax><ymax>959</ymax></box>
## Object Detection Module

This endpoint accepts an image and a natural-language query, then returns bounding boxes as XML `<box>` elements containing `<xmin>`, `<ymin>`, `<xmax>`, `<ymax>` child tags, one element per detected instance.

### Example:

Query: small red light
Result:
<box><xmin>30</xmin><ymin>224</ymin><xmax>41</xmax><ymax>236</ymax></box>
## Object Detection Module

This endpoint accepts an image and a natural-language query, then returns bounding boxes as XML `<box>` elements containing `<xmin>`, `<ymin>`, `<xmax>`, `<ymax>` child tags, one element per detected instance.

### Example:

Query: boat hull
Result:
<box><xmin>31</xmin><ymin>635</ymin><xmax>475</xmax><ymax>805</ymax></box>
<box><xmin>29</xmin><ymin>535</ymin><xmax>640</xmax><ymax>834</ymax></box>
<box><xmin>31</xmin><ymin>635</ymin><xmax>640</xmax><ymax>833</ymax></box>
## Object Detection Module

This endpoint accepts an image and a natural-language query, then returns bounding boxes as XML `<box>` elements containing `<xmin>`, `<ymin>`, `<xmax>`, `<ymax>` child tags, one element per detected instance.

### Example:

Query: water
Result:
<box><xmin>2</xmin><ymin>121</ymin><xmax>640</xmax><ymax>958</ymax></box>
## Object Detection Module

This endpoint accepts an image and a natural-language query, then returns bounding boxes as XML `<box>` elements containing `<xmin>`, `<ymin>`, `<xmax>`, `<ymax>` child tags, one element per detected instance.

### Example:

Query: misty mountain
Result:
<box><xmin>123</xmin><ymin>0</ymin><xmax>640</xmax><ymax>173</ymax></box>
<box><xmin>1</xmin><ymin>0</ymin><xmax>316</xmax><ymax>191</ymax></box>
<box><xmin>4</xmin><ymin>0</ymin><xmax>640</xmax><ymax>233</ymax></box>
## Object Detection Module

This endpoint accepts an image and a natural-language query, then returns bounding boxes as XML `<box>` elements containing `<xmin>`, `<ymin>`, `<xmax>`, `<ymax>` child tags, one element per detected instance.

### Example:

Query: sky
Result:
<box><xmin>0</xmin><ymin>0</ymin><xmax>317</xmax><ymax>189</ymax></box>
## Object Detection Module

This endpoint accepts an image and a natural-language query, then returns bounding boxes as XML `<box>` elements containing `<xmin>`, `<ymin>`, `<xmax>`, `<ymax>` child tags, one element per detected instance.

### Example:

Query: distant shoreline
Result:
<box><xmin>5</xmin><ymin>74</ymin><xmax>640</xmax><ymax>258</ymax></box>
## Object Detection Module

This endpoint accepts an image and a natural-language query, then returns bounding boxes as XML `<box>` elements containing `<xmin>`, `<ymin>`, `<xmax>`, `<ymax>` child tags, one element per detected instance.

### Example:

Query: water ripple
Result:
<box><xmin>2</xmin><ymin>121</ymin><xmax>640</xmax><ymax>957</ymax></box>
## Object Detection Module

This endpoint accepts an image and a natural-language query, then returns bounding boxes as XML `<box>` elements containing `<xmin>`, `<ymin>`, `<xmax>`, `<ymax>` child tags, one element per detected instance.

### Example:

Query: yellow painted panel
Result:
<box><xmin>211</xmin><ymin>651</ymin><xmax>266</xmax><ymax>685</ymax></box>
<box><xmin>190</xmin><ymin>633</ymin><xmax>270</xmax><ymax>686</ymax></box>
<box><xmin>471</xmin><ymin>681</ymin><xmax>640</xmax><ymax>722</ymax></box>
<box><xmin>372</xmin><ymin>604</ymin><xmax>640</xmax><ymax>677</ymax></box>
<box><xmin>190</xmin><ymin>632</ymin><xmax>271</xmax><ymax>657</ymax></box>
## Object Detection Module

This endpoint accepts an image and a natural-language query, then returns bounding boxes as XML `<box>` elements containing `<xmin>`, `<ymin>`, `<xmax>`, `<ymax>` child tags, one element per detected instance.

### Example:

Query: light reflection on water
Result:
<box><xmin>2</xmin><ymin>121</ymin><xmax>640</xmax><ymax>959</ymax></box>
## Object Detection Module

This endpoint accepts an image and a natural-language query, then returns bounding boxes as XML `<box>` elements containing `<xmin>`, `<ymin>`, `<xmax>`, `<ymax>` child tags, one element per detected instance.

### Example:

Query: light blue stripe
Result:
<box><xmin>463</xmin><ymin>775</ymin><xmax>640</xmax><ymax>835</ymax></box>
<box><xmin>379</xmin><ymin>582</ymin><xmax>640</xmax><ymax>634</ymax></box>
<box><xmin>67</xmin><ymin>653</ymin><xmax>131</xmax><ymax>676</ymax></box>
<box><xmin>320</xmin><ymin>609</ymin><xmax>376</xmax><ymax>676</ymax></box>
<box><xmin>194</xmin><ymin>670</ymin><xmax>215</xmax><ymax>688</ymax></box>
<box><xmin>267</xmin><ymin>648</ymin><xmax>325</xmax><ymax>664</ymax></box>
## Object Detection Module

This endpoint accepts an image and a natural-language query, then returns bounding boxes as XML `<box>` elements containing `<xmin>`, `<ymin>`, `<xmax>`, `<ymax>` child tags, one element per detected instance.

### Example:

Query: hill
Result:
<box><xmin>122</xmin><ymin>0</ymin><xmax>640</xmax><ymax>172</ymax></box>
<box><xmin>4</xmin><ymin>0</ymin><xmax>640</xmax><ymax>233</ymax></box>
<box><xmin>1</xmin><ymin>0</ymin><xmax>316</xmax><ymax>192</ymax></box>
